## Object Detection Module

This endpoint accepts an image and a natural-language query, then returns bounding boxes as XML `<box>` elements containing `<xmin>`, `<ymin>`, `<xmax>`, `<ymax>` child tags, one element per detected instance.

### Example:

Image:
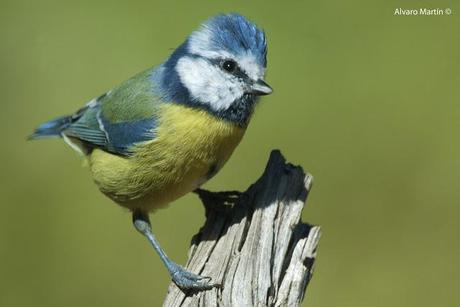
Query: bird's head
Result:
<box><xmin>158</xmin><ymin>13</ymin><xmax>272</xmax><ymax>125</ymax></box>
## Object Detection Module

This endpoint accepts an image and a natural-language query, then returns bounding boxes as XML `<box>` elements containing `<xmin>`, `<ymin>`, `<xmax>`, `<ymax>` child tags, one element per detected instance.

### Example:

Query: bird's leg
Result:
<box><xmin>132</xmin><ymin>210</ymin><xmax>218</xmax><ymax>291</ymax></box>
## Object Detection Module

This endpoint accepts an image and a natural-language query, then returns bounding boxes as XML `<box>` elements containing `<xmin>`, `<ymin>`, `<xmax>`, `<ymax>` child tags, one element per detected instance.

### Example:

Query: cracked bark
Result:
<box><xmin>163</xmin><ymin>150</ymin><xmax>321</xmax><ymax>307</ymax></box>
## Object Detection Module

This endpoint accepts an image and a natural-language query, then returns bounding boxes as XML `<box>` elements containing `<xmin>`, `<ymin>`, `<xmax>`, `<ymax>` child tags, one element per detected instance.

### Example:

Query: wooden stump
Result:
<box><xmin>163</xmin><ymin>150</ymin><xmax>321</xmax><ymax>307</ymax></box>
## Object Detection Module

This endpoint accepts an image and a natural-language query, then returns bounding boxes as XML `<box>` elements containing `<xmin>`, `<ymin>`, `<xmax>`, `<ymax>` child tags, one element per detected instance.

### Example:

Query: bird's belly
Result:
<box><xmin>88</xmin><ymin>104</ymin><xmax>245</xmax><ymax>212</ymax></box>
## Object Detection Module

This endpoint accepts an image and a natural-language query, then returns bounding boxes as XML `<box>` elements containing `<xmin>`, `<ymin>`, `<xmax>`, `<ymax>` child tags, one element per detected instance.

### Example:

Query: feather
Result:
<box><xmin>32</xmin><ymin>68</ymin><xmax>159</xmax><ymax>156</ymax></box>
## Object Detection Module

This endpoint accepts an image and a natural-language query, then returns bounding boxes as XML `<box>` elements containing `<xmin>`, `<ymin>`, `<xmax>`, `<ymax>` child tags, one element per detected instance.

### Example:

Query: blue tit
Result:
<box><xmin>29</xmin><ymin>13</ymin><xmax>272</xmax><ymax>290</ymax></box>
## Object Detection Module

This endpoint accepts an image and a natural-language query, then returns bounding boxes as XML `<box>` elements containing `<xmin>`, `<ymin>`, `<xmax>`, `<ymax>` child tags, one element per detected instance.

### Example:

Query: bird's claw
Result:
<box><xmin>169</xmin><ymin>263</ymin><xmax>219</xmax><ymax>291</ymax></box>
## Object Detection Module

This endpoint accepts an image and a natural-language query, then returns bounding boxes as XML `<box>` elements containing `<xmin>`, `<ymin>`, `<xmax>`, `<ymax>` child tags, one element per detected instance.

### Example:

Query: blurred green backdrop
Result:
<box><xmin>1</xmin><ymin>0</ymin><xmax>459</xmax><ymax>306</ymax></box>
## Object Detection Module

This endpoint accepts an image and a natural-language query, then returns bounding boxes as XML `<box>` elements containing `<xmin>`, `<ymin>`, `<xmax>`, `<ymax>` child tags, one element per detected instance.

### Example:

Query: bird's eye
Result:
<box><xmin>221</xmin><ymin>60</ymin><xmax>237</xmax><ymax>73</ymax></box>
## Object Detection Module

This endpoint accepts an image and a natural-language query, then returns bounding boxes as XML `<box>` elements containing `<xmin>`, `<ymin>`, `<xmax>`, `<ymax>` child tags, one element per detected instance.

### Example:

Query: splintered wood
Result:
<box><xmin>163</xmin><ymin>150</ymin><xmax>321</xmax><ymax>307</ymax></box>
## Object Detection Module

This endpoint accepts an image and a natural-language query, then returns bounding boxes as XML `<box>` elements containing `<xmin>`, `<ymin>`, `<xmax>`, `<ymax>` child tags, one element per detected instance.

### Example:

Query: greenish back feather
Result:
<box><xmin>101</xmin><ymin>68</ymin><xmax>160</xmax><ymax>122</ymax></box>
<box><xmin>63</xmin><ymin>68</ymin><xmax>162</xmax><ymax>156</ymax></box>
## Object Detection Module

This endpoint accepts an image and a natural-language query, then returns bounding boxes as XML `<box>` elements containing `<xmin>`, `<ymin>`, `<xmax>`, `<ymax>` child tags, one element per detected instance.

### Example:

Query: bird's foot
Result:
<box><xmin>168</xmin><ymin>262</ymin><xmax>219</xmax><ymax>291</ymax></box>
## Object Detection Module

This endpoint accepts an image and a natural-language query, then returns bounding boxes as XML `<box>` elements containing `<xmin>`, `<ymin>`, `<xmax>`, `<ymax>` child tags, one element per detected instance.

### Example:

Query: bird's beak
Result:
<box><xmin>250</xmin><ymin>79</ymin><xmax>273</xmax><ymax>96</ymax></box>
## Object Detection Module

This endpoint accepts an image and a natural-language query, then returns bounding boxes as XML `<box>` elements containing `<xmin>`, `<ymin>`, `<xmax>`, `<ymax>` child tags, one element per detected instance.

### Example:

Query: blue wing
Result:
<box><xmin>31</xmin><ymin>68</ymin><xmax>160</xmax><ymax>156</ymax></box>
<box><xmin>63</xmin><ymin>99</ymin><xmax>157</xmax><ymax>156</ymax></box>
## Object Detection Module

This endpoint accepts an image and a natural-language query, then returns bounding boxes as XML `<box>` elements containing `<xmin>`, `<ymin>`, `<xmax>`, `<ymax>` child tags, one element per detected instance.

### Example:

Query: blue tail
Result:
<box><xmin>28</xmin><ymin>115</ymin><xmax>72</xmax><ymax>140</ymax></box>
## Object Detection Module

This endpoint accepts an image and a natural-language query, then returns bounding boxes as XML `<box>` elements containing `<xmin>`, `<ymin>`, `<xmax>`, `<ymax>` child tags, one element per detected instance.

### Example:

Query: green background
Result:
<box><xmin>1</xmin><ymin>0</ymin><xmax>459</xmax><ymax>306</ymax></box>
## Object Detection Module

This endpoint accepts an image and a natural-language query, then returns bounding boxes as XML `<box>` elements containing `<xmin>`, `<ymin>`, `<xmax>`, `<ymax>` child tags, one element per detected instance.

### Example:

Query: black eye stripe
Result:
<box><xmin>222</xmin><ymin>60</ymin><xmax>249</xmax><ymax>80</ymax></box>
<box><xmin>205</xmin><ymin>57</ymin><xmax>251</xmax><ymax>81</ymax></box>
<box><xmin>233</xmin><ymin>67</ymin><xmax>249</xmax><ymax>80</ymax></box>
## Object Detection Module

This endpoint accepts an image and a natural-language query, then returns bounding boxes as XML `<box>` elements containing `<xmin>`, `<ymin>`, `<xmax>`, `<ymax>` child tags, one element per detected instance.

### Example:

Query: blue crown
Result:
<box><xmin>200</xmin><ymin>14</ymin><xmax>267</xmax><ymax>67</ymax></box>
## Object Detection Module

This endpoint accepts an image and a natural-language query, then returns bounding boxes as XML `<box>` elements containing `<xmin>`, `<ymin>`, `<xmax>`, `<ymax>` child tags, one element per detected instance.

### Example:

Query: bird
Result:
<box><xmin>29</xmin><ymin>13</ymin><xmax>272</xmax><ymax>291</ymax></box>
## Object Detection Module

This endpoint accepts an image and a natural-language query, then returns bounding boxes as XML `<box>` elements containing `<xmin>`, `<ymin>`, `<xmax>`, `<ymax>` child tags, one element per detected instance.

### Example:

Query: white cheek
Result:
<box><xmin>176</xmin><ymin>57</ymin><xmax>244</xmax><ymax>111</ymax></box>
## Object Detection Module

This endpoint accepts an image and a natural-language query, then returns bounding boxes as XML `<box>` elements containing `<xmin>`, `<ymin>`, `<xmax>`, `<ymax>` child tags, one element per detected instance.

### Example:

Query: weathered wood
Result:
<box><xmin>163</xmin><ymin>150</ymin><xmax>321</xmax><ymax>307</ymax></box>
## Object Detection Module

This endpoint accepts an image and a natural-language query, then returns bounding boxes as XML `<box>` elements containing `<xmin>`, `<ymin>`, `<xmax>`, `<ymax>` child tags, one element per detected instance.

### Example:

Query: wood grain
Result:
<box><xmin>163</xmin><ymin>150</ymin><xmax>321</xmax><ymax>307</ymax></box>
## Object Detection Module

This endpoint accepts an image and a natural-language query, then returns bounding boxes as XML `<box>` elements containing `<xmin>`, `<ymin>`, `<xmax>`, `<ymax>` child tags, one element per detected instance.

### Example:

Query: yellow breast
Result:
<box><xmin>88</xmin><ymin>104</ymin><xmax>245</xmax><ymax>212</ymax></box>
